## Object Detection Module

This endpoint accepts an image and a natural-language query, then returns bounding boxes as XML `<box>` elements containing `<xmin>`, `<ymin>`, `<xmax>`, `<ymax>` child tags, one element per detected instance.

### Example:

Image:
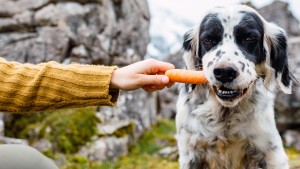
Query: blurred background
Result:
<box><xmin>0</xmin><ymin>0</ymin><xmax>300</xmax><ymax>168</ymax></box>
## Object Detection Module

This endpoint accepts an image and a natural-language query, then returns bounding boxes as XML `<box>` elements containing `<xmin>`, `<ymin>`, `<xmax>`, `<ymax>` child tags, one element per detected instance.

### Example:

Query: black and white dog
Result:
<box><xmin>176</xmin><ymin>5</ymin><xmax>293</xmax><ymax>169</ymax></box>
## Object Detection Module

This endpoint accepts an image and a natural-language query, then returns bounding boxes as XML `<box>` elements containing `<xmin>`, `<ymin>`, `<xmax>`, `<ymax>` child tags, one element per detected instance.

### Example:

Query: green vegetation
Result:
<box><xmin>286</xmin><ymin>148</ymin><xmax>300</xmax><ymax>168</ymax></box>
<box><xmin>5</xmin><ymin>107</ymin><xmax>99</xmax><ymax>154</ymax></box>
<box><xmin>61</xmin><ymin>119</ymin><xmax>179</xmax><ymax>169</ymax></box>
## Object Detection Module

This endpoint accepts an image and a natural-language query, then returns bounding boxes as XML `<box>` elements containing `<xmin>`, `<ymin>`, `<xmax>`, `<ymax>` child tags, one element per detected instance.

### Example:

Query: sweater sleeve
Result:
<box><xmin>0</xmin><ymin>58</ymin><xmax>119</xmax><ymax>113</ymax></box>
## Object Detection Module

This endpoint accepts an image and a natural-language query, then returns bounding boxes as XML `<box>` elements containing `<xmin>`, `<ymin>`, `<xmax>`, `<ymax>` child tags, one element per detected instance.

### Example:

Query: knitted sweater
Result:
<box><xmin>0</xmin><ymin>58</ymin><xmax>119</xmax><ymax>113</ymax></box>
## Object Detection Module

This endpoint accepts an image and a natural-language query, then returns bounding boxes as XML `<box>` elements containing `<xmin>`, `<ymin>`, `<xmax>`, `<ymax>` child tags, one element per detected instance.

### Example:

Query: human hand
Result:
<box><xmin>110</xmin><ymin>59</ymin><xmax>175</xmax><ymax>92</ymax></box>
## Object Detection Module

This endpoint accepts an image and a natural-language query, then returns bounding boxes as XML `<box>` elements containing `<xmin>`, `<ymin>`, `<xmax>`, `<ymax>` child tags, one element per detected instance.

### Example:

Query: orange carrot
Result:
<box><xmin>165</xmin><ymin>69</ymin><xmax>208</xmax><ymax>84</ymax></box>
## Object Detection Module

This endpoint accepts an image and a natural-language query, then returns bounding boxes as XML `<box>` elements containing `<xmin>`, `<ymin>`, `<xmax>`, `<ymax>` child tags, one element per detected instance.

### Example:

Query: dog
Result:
<box><xmin>176</xmin><ymin>5</ymin><xmax>293</xmax><ymax>169</ymax></box>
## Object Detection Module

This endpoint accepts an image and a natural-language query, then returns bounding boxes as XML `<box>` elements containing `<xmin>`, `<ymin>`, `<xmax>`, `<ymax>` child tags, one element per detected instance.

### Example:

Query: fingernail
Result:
<box><xmin>162</xmin><ymin>76</ymin><xmax>169</xmax><ymax>84</ymax></box>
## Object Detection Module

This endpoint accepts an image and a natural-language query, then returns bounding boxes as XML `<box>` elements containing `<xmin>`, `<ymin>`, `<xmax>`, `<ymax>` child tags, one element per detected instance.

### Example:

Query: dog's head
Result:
<box><xmin>183</xmin><ymin>5</ymin><xmax>292</xmax><ymax>107</ymax></box>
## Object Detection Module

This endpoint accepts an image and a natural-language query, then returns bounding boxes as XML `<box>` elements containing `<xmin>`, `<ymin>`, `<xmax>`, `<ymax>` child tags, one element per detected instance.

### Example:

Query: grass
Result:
<box><xmin>61</xmin><ymin>119</ymin><xmax>179</xmax><ymax>169</ymax></box>
<box><xmin>5</xmin><ymin>107</ymin><xmax>99</xmax><ymax>154</ymax></box>
<box><xmin>286</xmin><ymin>148</ymin><xmax>300</xmax><ymax>169</ymax></box>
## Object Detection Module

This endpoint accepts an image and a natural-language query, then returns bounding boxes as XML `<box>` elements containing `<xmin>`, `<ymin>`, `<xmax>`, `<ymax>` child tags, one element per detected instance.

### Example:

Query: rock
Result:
<box><xmin>98</xmin><ymin>90</ymin><xmax>158</xmax><ymax>138</ymax></box>
<box><xmin>34</xmin><ymin>4</ymin><xmax>61</xmax><ymax>26</ymax></box>
<box><xmin>17</xmin><ymin>0</ymin><xmax>50</xmax><ymax>11</ymax></box>
<box><xmin>284</xmin><ymin>130</ymin><xmax>300</xmax><ymax>151</ymax></box>
<box><xmin>0</xmin><ymin>0</ymin><xmax>150</xmax><ymax>65</ymax></box>
<box><xmin>0</xmin><ymin>33</ymin><xmax>38</xmax><ymax>62</ymax></box>
<box><xmin>71</xmin><ymin>45</ymin><xmax>89</xmax><ymax>60</ymax></box>
<box><xmin>78</xmin><ymin>136</ymin><xmax>129</xmax><ymax>161</ymax></box>
<box><xmin>32</xmin><ymin>139</ymin><xmax>52</xmax><ymax>152</ymax></box>
<box><xmin>0</xmin><ymin>136</ymin><xmax>28</xmax><ymax>144</ymax></box>
<box><xmin>0</xmin><ymin>0</ymin><xmax>23</xmax><ymax>17</ymax></box>
<box><xmin>36</xmin><ymin>27</ymin><xmax>70</xmax><ymax>62</ymax></box>
<box><xmin>0</xmin><ymin>113</ymin><xmax>3</xmax><ymax>136</ymax></box>
<box><xmin>258</xmin><ymin>1</ymin><xmax>300</xmax><ymax>36</ymax></box>
<box><xmin>0</xmin><ymin>28</ymin><xmax>70</xmax><ymax>63</ymax></box>
<box><xmin>97</xmin><ymin>119</ymin><xmax>132</xmax><ymax>136</ymax></box>
<box><xmin>158</xmin><ymin>146</ymin><xmax>178</xmax><ymax>160</ymax></box>
<box><xmin>0</xmin><ymin>11</ymin><xmax>34</xmax><ymax>32</ymax></box>
<box><xmin>0</xmin><ymin>18</ymin><xmax>18</xmax><ymax>32</ymax></box>
<box><xmin>109</xmin><ymin>0</ymin><xmax>150</xmax><ymax>65</ymax></box>
<box><xmin>158</xmin><ymin>85</ymin><xmax>180</xmax><ymax>118</ymax></box>
<box><xmin>0</xmin><ymin>0</ymin><xmax>49</xmax><ymax>17</ymax></box>
<box><xmin>14</xmin><ymin>11</ymin><xmax>34</xmax><ymax>27</ymax></box>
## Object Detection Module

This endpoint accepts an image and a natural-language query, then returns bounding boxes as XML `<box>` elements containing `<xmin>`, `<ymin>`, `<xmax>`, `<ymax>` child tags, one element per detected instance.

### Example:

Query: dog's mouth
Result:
<box><xmin>212</xmin><ymin>85</ymin><xmax>248</xmax><ymax>101</ymax></box>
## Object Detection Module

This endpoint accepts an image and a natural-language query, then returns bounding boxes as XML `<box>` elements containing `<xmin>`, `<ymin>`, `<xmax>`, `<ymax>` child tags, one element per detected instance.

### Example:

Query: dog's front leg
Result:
<box><xmin>250</xmin><ymin>124</ymin><xmax>289</xmax><ymax>169</ymax></box>
<box><xmin>263</xmin><ymin>132</ymin><xmax>289</xmax><ymax>169</ymax></box>
<box><xmin>177</xmin><ymin>143</ymin><xmax>207</xmax><ymax>169</ymax></box>
<box><xmin>177</xmin><ymin>131</ymin><xmax>208</xmax><ymax>169</ymax></box>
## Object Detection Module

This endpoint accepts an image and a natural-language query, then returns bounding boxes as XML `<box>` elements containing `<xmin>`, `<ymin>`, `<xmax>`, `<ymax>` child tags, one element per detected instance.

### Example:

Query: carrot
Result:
<box><xmin>165</xmin><ymin>69</ymin><xmax>208</xmax><ymax>84</ymax></box>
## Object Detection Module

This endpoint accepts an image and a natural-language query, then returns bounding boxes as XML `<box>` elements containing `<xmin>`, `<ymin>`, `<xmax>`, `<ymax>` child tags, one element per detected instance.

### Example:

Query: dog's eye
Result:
<box><xmin>203</xmin><ymin>38</ymin><xmax>216</xmax><ymax>44</ymax></box>
<box><xmin>245</xmin><ymin>37</ymin><xmax>258</xmax><ymax>42</ymax></box>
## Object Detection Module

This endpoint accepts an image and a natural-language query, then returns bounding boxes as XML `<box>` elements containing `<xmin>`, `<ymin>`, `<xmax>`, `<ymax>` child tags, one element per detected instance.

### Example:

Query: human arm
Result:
<box><xmin>0</xmin><ymin>58</ymin><xmax>119</xmax><ymax>112</ymax></box>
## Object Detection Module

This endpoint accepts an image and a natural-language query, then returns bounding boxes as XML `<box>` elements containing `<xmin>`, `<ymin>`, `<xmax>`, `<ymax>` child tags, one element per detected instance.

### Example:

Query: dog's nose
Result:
<box><xmin>213</xmin><ymin>64</ymin><xmax>238</xmax><ymax>83</ymax></box>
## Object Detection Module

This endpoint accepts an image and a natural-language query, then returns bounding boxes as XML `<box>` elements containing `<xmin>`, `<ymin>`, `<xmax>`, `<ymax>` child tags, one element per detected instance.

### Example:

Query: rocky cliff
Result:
<box><xmin>0</xmin><ymin>0</ymin><xmax>150</xmax><ymax>65</ymax></box>
<box><xmin>0</xmin><ymin>0</ymin><xmax>156</xmax><ymax>164</ymax></box>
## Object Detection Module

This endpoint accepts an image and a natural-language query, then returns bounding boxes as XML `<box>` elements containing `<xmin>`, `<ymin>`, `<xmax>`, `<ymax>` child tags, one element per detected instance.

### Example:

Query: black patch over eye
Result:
<box><xmin>241</xmin><ymin>36</ymin><xmax>259</xmax><ymax>47</ymax></box>
<box><xmin>201</xmin><ymin>35</ymin><xmax>222</xmax><ymax>52</ymax></box>
<box><xmin>199</xmin><ymin>13</ymin><xmax>223</xmax><ymax>55</ymax></box>
<box><xmin>234</xmin><ymin>12</ymin><xmax>265</xmax><ymax>64</ymax></box>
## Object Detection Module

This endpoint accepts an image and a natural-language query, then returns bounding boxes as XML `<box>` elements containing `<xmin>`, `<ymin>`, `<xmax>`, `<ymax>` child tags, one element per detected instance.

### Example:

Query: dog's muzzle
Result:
<box><xmin>212</xmin><ymin>63</ymin><xmax>248</xmax><ymax>100</ymax></box>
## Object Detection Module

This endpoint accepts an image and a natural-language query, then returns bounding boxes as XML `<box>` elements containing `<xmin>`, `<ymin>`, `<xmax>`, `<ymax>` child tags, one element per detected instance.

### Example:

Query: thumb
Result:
<box><xmin>140</xmin><ymin>75</ymin><xmax>170</xmax><ymax>86</ymax></box>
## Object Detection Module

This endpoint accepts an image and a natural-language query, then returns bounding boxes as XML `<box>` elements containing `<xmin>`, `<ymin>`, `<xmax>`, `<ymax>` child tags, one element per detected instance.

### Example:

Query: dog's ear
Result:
<box><xmin>265</xmin><ymin>24</ymin><xmax>292</xmax><ymax>94</ymax></box>
<box><xmin>182</xmin><ymin>29</ymin><xmax>202</xmax><ymax>70</ymax></box>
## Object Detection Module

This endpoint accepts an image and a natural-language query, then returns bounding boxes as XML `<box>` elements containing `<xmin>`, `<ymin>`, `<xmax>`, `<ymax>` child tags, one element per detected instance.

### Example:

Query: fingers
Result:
<box><xmin>139</xmin><ymin>74</ymin><xmax>170</xmax><ymax>86</ymax></box>
<box><xmin>141</xmin><ymin>74</ymin><xmax>175</xmax><ymax>92</ymax></box>
<box><xmin>142</xmin><ymin>86</ymin><xmax>156</xmax><ymax>92</ymax></box>
<box><xmin>153</xmin><ymin>59</ymin><xmax>175</xmax><ymax>72</ymax></box>
<box><xmin>143</xmin><ymin>59</ymin><xmax>175</xmax><ymax>74</ymax></box>
<box><xmin>142</xmin><ymin>85</ymin><xmax>165</xmax><ymax>93</ymax></box>
<box><xmin>167</xmin><ymin>81</ymin><xmax>174</xmax><ymax>88</ymax></box>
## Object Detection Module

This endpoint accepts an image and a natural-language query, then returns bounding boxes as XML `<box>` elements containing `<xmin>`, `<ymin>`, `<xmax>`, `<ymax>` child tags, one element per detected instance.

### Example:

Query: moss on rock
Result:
<box><xmin>5</xmin><ymin>107</ymin><xmax>99</xmax><ymax>154</ymax></box>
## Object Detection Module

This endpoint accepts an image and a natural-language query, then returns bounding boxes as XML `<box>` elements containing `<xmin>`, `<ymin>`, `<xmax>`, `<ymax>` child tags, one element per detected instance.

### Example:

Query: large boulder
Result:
<box><xmin>258</xmin><ymin>1</ymin><xmax>300</xmax><ymax>37</ymax></box>
<box><xmin>0</xmin><ymin>0</ymin><xmax>150</xmax><ymax>65</ymax></box>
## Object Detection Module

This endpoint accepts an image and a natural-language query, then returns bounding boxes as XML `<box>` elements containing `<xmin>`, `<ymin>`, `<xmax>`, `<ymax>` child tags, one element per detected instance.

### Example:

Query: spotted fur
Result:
<box><xmin>176</xmin><ymin>5</ymin><xmax>291</xmax><ymax>169</ymax></box>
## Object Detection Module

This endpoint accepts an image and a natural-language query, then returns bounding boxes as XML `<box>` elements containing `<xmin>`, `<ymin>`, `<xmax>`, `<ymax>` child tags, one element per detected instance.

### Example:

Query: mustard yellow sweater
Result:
<box><xmin>0</xmin><ymin>58</ymin><xmax>119</xmax><ymax>113</ymax></box>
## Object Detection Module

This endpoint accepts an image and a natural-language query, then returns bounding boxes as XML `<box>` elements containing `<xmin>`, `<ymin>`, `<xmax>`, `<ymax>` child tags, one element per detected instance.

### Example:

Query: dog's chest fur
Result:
<box><xmin>176</xmin><ymin>82</ymin><xmax>271</xmax><ymax>168</ymax></box>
